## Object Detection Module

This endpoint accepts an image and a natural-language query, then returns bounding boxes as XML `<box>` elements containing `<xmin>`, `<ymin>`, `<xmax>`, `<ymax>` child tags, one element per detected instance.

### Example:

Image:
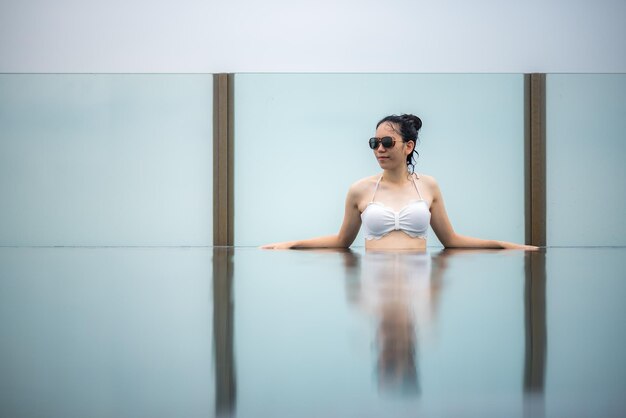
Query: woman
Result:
<box><xmin>262</xmin><ymin>114</ymin><xmax>537</xmax><ymax>251</ymax></box>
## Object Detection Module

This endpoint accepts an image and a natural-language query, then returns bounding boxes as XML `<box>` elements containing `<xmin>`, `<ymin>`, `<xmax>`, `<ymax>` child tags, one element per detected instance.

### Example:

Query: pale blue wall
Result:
<box><xmin>2</xmin><ymin>74</ymin><xmax>624</xmax><ymax>247</ymax></box>
<box><xmin>234</xmin><ymin>74</ymin><xmax>525</xmax><ymax>247</ymax></box>
<box><xmin>0</xmin><ymin>75</ymin><xmax>213</xmax><ymax>246</ymax></box>
<box><xmin>546</xmin><ymin>74</ymin><xmax>626</xmax><ymax>246</ymax></box>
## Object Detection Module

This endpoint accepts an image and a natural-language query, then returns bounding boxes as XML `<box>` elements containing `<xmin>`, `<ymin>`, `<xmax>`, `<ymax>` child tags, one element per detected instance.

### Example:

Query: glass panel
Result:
<box><xmin>546</xmin><ymin>74</ymin><xmax>626</xmax><ymax>246</ymax></box>
<box><xmin>0</xmin><ymin>74</ymin><xmax>212</xmax><ymax>246</ymax></box>
<box><xmin>234</xmin><ymin>74</ymin><xmax>524</xmax><ymax>247</ymax></box>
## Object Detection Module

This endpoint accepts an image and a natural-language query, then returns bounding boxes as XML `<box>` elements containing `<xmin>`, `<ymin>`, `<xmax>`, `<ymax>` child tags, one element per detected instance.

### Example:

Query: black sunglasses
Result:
<box><xmin>368</xmin><ymin>136</ymin><xmax>397</xmax><ymax>150</ymax></box>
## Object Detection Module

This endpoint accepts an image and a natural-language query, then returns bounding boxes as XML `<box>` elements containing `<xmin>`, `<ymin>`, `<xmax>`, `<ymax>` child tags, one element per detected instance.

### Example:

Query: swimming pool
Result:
<box><xmin>1</xmin><ymin>246</ymin><xmax>624</xmax><ymax>417</ymax></box>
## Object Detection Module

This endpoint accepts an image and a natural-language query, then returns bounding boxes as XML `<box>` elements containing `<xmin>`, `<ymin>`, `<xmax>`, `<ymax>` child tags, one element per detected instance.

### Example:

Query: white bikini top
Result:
<box><xmin>361</xmin><ymin>174</ymin><xmax>431</xmax><ymax>240</ymax></box>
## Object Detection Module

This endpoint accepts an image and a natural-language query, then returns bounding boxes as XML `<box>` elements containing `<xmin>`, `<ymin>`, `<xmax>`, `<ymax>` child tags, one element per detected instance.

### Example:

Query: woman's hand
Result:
<box><xmin>260</xmin><ymin>241</ymin><xmax>298</xmax><ymax>250</ymax></box>
<box><xmin>498</xmin><ymin>241</ymin><xmax>541</xmax><ymax>250</ymax></box>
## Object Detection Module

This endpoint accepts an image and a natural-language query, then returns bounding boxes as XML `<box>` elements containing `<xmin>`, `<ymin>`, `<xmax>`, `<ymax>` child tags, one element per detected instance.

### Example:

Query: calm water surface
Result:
<box><xmin>0</xmin><ymin>247</ymin><xmax>624</xmax><ymax>417</ymax></box>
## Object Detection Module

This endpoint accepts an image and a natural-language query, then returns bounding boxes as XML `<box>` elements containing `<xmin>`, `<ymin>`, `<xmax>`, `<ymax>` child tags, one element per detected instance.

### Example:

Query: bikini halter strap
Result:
<box><xmin>370</xmin><ymin>176</ymin><xmax>383</xmax><ymax>203</ymax></box>
<box><xmin>411</xmin><ymin>173</ymin><xmax>423</xmax><ymax>200</ymax></box>
<box><xmin>371</xmin><ymin>173</ymin><xmax>422</xmax><ymax>202</ymax></box>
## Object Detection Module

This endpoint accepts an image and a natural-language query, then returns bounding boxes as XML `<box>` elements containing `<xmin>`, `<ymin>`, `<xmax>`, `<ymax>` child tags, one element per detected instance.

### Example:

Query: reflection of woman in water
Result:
<box><xmin>263</xmin><ymin>114</ymin><xmax>537</xmax><ymax>251</ymax></box>
<box><xmin>342</xmin><ymin>250</ymin><xmax>447</xmax><ymax>395</ymax></box>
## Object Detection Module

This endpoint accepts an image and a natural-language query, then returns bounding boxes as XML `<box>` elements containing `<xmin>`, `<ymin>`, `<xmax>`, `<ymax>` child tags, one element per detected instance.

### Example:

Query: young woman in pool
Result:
<box><xmin>262</xmin><ymin>114</ymin><xmax>537</xmax><ymax>251</ymax></box>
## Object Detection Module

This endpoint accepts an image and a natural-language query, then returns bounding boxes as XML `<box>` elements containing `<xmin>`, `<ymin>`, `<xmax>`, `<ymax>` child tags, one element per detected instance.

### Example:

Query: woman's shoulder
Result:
<box><xmin>415</xmin><ymin>172</ymin><xmax>441</xmax><ymax>188</ymax></box>
<box><xmin>352</xmin><ymin>174</ymin><xmax>380</xmax><ymax>187</ymax></box>
<box><xmin>347</xmin><ymin>175</ymin><xmax>380</xmax><ymax>197</ymax></box>
<box><xmin>351</xmin><ymin>174</ymin><xmax>380</xmax><ymax>189</ymax></box>
<box><xmin>415</xmin><ymin>172</ymin><xmax>436</xmax><ymax>183</ymax></box>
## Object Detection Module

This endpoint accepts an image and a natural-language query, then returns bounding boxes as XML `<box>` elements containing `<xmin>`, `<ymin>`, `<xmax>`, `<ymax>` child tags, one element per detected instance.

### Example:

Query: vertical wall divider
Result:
<box><xmin>213</xmin><ymin>74</ymin><xmax>235</xmax><ymax>246</ymax></box>
<box><xmin>524</xmin><ymin>74</ymin><xmax>547</xmax><ymax>246</ymax></box>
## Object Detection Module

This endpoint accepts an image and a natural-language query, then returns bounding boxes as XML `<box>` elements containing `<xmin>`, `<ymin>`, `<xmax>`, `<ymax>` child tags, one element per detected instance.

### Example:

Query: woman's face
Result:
<box><xmin>373</xmin><ymin>122</ymin><xmax>414</xmax><ymax>170</ymax></box>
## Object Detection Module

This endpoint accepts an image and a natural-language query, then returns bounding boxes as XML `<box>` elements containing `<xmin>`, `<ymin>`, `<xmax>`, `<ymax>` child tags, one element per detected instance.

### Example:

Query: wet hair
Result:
<box><xmin>376</xmin><ymin>114</ymin><xmax>422</xmax><ymax>173</ymax></box>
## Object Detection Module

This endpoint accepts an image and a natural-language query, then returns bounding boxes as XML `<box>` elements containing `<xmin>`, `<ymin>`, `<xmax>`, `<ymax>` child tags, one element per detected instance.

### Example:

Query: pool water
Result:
<box><xmin>1</xmin><ymin>247</ymin><xmax>625</xmax><ymax>417</ymax></box>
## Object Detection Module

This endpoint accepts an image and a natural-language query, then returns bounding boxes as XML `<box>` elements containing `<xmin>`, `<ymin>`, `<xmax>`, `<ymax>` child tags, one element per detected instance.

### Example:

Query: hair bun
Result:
<box><xmin>402</xmin><ymin>114</ymin><xmax>422</xmax><ymax>131</ymax></box>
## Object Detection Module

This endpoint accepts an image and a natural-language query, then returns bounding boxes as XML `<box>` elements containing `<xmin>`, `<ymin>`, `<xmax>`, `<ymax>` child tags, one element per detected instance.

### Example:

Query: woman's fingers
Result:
<box><xmin>260</xmin><ymin>242</ymin><xmax>294</xmax><ymax>250</ymax></box>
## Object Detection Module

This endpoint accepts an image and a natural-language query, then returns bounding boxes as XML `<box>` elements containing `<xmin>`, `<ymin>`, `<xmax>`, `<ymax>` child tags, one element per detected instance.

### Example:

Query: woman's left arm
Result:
<box><xmin>428</xmin><ymin>177</ymin><xmax>538</xmax><ymax>250</ymax></box>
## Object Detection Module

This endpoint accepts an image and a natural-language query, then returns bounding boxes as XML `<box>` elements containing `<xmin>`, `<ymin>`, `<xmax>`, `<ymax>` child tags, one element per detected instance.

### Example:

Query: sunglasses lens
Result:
<box><xmin>369</xmin><ymin>137</ymin><xmax>396</xmax><ymax>149</ymax></box>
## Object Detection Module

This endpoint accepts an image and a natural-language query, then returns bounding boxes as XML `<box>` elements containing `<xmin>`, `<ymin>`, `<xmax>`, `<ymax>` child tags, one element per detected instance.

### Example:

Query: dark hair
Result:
<box><xmin>376</xmin><ymin>114</ymin><xmax>422</xmax><ymax>173</ymax></box>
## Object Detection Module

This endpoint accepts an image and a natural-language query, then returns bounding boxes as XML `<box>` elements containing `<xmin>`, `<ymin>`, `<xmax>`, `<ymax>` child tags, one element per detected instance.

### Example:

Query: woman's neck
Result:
<box><xmin>382</xmin><ymin>167</ymin><xmax>410</xmax><ymax>184</ymax></box>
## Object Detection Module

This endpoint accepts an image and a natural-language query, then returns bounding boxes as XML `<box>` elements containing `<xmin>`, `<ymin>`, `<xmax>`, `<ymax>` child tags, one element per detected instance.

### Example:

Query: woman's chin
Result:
<box><xmin>377</xmin><ymin>160</ymin><xmax>399</xmax><ymax>170</ymax></box>
<box><xmin>377</xmin><ymin>158</ymin><xmax>390</xmax><ymax>167</ymax></box>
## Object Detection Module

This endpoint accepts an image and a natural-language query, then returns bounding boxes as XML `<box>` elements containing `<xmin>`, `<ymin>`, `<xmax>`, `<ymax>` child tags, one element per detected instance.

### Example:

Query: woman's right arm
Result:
<box><xmin>261</xmin><ymin>184</ymin><xmax>363</xmax><ymax>249</ymax></box>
